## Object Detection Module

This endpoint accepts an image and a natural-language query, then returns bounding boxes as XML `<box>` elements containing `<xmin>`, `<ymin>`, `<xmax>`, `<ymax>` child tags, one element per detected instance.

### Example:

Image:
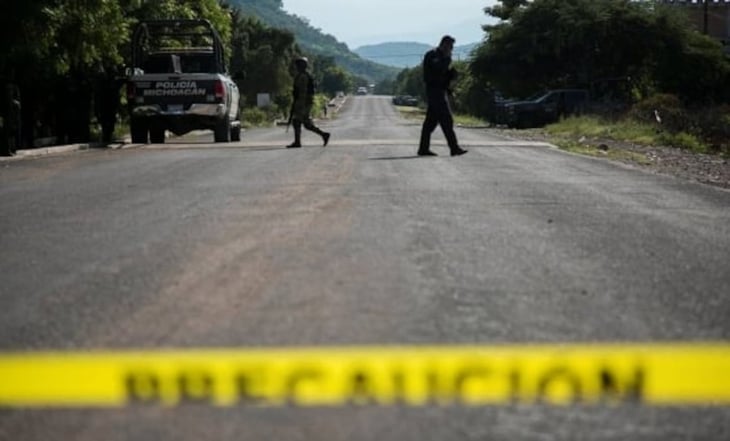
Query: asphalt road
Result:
<box><xmin>1</xmin><ymin>95</ymin><xmax>729</xmax><ymax>440</ymax></box>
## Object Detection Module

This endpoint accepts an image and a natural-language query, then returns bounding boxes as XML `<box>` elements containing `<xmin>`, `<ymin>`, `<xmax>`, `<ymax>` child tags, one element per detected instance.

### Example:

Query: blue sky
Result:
<box><xmin>282</xmin><ymin>0</ymin><xmax>498</xmax><ymax>49</ymax></box>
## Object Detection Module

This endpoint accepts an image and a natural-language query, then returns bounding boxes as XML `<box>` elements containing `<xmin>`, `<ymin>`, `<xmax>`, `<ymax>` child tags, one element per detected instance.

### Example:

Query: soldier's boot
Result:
<box><xmin>287</xmin><ymin>125</ymin><xmax>302</xmax><ymax>148</ymax></box>
<box><xmin>308</xmin><ymin>125</ymin><xmax>329</xmax><ymax>146</ymax></box>
<box><xmin>418</xmin><ymin>132</ymin><xmax>437</xmax><ymax>156</ymax></box>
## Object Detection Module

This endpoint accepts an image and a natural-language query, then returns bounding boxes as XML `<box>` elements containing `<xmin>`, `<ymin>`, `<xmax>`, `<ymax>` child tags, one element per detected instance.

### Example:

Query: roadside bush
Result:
<box><xmin>546</xmin><ymin>116</ymin><xmax>656</xmax><ymax>144</ymax></box>
<box><xmin>692</xmin><ymin>104</ymin><xmax>730</xmax><ymax>153</ymax></box>
<box><xmin>241</xmin><ymin>106</ymin><xmax>279</xmax><ymax>128</ymax></box>
<box><xmin>658</xmin><ymin>131</ymin><xmax>708</xmax><ymax>153</ymax></box>
<box><xmin>628</xmin><ymin>94</ymin><xmax>688</xmax><ymax>133</ymax></box>
<box><xmin>545</xmin><ymin>115</ymin><xmax>609</xmax><ymax>138</ymax></box>
<box><xmin>547</xmin><ymin>97</ymin><xmax>726</xmax><ymax>155</ymax></box>
<box><xmin>312</xmin><ymin>94</ymin><xmax>330</xmax><ymax>119</ymax></box>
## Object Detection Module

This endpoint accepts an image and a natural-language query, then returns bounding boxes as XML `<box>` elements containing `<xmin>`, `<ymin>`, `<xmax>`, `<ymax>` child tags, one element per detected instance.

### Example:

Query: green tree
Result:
<box><xmin>0</xmin><ymin>1</ymin><xmax>55</xmax><ymax>81</ymax></box>
<box><xmin>0</xmin><ymin>1</ymin><xmax>55</xmax><ymax>151</ymax></box>
<box><xmin>650</xmin><ymin>4</ymin><xmax>730</xmax><ymax>104</ymax></box>
<box><xmin>230</xmin><ymin>13</ymin><xmax>297</xmax><ymax>112</ymax></box>
<box><xmin>320</xmin><ymin>66</ymin><xmax>353</xmax><ymax>97</ymax></box>
<box><xmin>471</xmin><ymin>0</ymin><xmax>729</xmax><ymax>103</ymax></box>
<box><xmin>374</xmin><ymin>78</ymin><xmax>396</xmax><ymax>95</ymax></box>
<box><xmin>394</xmin><ymin>66</ymin><xmax>424</xmax><ymax>99</ymax></box>
<box><xmin>484</xmin><ymin>0</ymin><xmax>529</xmax><ymax>21</ymax></box>
<box><xmin>1</xmin><ymin>0</ymin><xmax>131</xmax><ymax>146</ymax></box>
<box><xmin>125</xmin><ymin>0</ymin><xmax>232</xmax><ymax>58</ymax></box>
<box><xmin>44</xmin><ymin>0</ymin><xmax>128</xmax><ymax>74</ymax></box>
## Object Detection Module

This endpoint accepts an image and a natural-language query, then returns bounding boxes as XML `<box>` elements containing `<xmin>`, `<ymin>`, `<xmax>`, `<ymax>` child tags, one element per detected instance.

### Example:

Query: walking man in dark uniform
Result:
<box><xmin>287</xmin><ymin>57</ymin><xmax>330</xmax><ymax>148</ymax></box>
<box><xmin>418</xmin><ymin>35</ymin><xmax>467</xmax><ymax>157</ymax></box>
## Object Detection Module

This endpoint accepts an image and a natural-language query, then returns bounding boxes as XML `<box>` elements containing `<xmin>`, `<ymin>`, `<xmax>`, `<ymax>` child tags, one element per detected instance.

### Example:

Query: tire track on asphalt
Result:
<box><xmin>92</xmin><ymin>150</ymin><xmax>356</xmax><ymax>346</ymax></box>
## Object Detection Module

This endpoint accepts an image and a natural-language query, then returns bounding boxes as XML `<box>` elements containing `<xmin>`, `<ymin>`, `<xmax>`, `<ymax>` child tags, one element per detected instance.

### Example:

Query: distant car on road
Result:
<box><xmin>503</xmin><ymin>89</ymin><xmax>588</xmax><ymax>128</ymax></box>
<box><xmin>356</xmin><ymin>86</ymin><xmax>368</xmax><ymax>95</ymax></box>
<box><xmin>392</xmin><ymin>95</ymin><xmax>419</xmax><ymax>106</ymax></box>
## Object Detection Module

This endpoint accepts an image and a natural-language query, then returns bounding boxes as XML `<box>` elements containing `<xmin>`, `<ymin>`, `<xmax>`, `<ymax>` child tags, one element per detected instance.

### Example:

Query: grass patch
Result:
<box><xmin>553</xmin><ymin>139</ymin><xmax>597</xmax><ymax>155</ymax></box>
<box><xmin>658</xmin><ymin>131</ymin><xmax>708</xmax><ymax>153</ymax></box>
<box><xmin>114</xmin><ymin>120</ymin><xmax>130</xmax><ymax>142</ymax></box>
<box><xmin>546</xmin><ymin>115</ymin><xmax>709</xmax><ymax>153</ymax></box>
<box><xmin>396</xmin><ymin>105</ymin><xmax>425</xmax><ymax>120</ymax></box>
<box><xmin>605</xmin><ymin>149</ymin><xmax>653</xmax><ymax>165</ymax></box>
<box><xmin>554</xmin><ymin>138</ymin><xmax>652</xmax><ymax>165</ymax></box>
<box><xmin>241</xmin><ymin>107</ymin><xmax>275</xmax><ymax>128</ymax></box>
<box><xmin>454</xmin><ymin>114</ymin><xmax>488</xmax><ymax>127</ymax></box>
<box><xmin>546</xmin><ymin>116</ymin><xmax>656</xmax><ymax>143</ymax></box>
<box><xmin>545</xmin><ymin>115</ymin><xmax>612</xmax><ymax>138</ymax></box>
<box><xmin>396</xmin><ymin>107</ymin><xmax>487</xmax><ymax>128</ymax></box>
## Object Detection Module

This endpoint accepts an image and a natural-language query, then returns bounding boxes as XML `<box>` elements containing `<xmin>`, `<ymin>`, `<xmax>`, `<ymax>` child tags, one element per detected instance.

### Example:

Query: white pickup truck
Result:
<box><xmin>127</xmin><ymin>19</ymin><xmax>241</xmax><ymax>143</ymax></box>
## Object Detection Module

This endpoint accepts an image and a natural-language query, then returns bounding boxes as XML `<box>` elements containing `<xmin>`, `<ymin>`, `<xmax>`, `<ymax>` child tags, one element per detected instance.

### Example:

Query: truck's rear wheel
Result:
<box><xmin>149</xmin><ymin>126</ymin><xmax>166</xmax><ymax>144</ymax></box>
<box><xmin>130</xmin><ymin>119</ymin><xmax>148</xmax><ymax>144</ymax></box>
<box><xmin>214</xmin><ymin>119</ymin><xmax>230</xmax><ymax>143</ymax></box>
<box><xmin>231</xmin><ymin>125</ymin><xmax>241</xmax><ymax>142</ymax></box>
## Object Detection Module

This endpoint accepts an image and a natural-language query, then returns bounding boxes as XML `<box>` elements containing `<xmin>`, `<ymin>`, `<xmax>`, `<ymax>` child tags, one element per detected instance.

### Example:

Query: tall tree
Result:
<box><xmin>44</xmin><ymin>0</ymin><xmax>128</xmax><ymax>74</ymax></box>
<box><xmin>471</xmin><ymin>0</ymin><xmax>729</xmax><ymax>103</ymax></box>
<box><xmin>319</xmin><ymin>66</ymin><xmax>353</xmax><ymax>97</ymax></box>
<box><xmin>393</xmin><ymin>66</ymin><xmax>424</xmax><ymax>99</ymax></box>
<box><xmin>230</xmin><ymin>12</ymin><xmax>297</xmax><ymax>111</ymax></box>
<box><xmin>484</xmin><ymin>0</ymin><xmax>529</xmax><ymax>22</ymax></box>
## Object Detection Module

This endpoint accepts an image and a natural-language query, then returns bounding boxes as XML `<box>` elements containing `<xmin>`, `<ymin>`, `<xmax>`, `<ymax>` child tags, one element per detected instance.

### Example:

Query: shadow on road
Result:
<box><xmin>368</xmin><ymin>155</ymin><xmax>422</xmax><ymax>161</ymax></box>
<box><xmin>142</xmin><ymin>143</ymin><xmax>287</xmax><ymax>153</ymax></box>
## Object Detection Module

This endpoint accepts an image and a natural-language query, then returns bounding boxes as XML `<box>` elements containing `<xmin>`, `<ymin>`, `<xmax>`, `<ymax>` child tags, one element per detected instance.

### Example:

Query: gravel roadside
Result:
<box><xmin>484</xmin><ymin>127</ymin><xmax>730</xmax><ymax>190</ymax></box>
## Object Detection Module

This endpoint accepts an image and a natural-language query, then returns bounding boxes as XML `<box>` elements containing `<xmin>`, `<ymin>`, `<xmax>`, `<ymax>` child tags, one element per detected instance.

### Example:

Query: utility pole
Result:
<box><xmin>703</xmin><ymin>0</ymin><xmax>709</xmax><ymax>35</ymax></box>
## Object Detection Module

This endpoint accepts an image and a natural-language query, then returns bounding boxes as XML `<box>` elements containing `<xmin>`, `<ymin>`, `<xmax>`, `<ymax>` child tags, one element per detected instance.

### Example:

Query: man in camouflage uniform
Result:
<box><xmin>418</xmin><ymin>35</ymin><xmax>467</xmax><ymax>157</ymax></box>
<box><xmin>287</xmin><ymin>57</ymin><xmax>330</xmax><ymax>148</ymax></box>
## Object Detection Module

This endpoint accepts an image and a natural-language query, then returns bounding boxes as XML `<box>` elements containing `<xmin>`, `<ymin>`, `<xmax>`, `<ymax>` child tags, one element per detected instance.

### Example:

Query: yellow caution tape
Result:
<box><xmin>1</xmin><ymin>343</ymin><xmax>729</xmax><ymax>408</ymax></box>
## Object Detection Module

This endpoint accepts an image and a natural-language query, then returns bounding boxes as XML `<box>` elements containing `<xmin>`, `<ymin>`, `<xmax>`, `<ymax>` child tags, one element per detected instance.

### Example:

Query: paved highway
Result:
<box><xmin>1</xmin><ymin>95</ymin><xmax>729</xmax><ymax>440</ymax></box>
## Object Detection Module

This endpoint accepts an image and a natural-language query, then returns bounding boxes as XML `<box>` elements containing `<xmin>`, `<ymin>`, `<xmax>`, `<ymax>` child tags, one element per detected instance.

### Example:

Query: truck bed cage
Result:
<box><xmin>131</xmin><ymin>19</ymin><xmax>226</xmax><ymax>73</ymax></box>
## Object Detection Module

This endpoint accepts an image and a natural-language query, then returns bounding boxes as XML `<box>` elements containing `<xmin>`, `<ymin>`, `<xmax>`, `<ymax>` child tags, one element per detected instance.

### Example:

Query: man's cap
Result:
<box><xmin>294</xmin><ymin>56</ymin><xmax>309</xmax><ymax>65</ymax></box>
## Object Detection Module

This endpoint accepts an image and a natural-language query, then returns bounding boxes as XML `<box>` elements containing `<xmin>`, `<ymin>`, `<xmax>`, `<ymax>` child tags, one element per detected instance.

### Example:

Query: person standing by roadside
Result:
<box><xmin>418</xmin><ymin>35</ymin><xmax>467</xmax><ymax>157</ymax></box>
<box><xmin>95</xmin><ymin>65</ymin><xmax>124</xmax><ymax>144</ymax></box>
<box><xmin>1</xmin><ymin>81</ymin><xmax>22</xmax><ymax>156</ymax></box>
<box><xmin>287</xmin><ymin>56</ymin><xmax>330</xmax><ymax>148</ymax></box>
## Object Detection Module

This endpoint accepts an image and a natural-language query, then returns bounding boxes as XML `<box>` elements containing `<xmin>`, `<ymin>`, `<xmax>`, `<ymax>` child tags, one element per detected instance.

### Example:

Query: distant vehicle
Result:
<box><xmin>356</xmin><ymin>87</ymin><xmax>368</xmax><ymax>95</ymax></box>
<box><xmin>392</xmin><ymin>95</ymin><xmax>419</xmax><ymax>107</ymax></box>
<box><xmin>503</xmin><ymin>89</ymin><xmax>589</xmax><ymax>129</ymax></box>
<box><xmin>126</xmin><ymin>19</ymin><xmax>241</xmax><ymax>144</ymax></box>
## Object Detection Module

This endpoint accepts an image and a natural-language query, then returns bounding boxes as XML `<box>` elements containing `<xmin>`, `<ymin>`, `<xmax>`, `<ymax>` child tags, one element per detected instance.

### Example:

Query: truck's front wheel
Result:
<box><xmin>214</xmin><ymin>119</ymin><xmax>230</xmax><ymax>143</ymax></box>
<box><xmin>130</xmin><ymin>118</ymin><xmax>148</xmax><ymax>144</ymax></box>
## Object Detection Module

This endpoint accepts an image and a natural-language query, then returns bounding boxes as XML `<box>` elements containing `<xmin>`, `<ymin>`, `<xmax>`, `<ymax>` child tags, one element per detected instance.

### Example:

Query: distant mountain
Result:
<box><xmin>354</xmin><ymin>42</ymin><xmax>430</xmax><ymax>69</ymax></box>
<box><xmin>354</xmin><ymin>42</ymin><xmax>481</xmax><ymax>68</ymax></box>
<box><xmin>230</xmin><ymin>0</ymin><xmax>399</xmax><ymax>82</ymax></box>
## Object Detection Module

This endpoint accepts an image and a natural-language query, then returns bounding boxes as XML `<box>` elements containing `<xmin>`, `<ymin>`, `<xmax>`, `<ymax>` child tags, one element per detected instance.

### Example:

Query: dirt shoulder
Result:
<box><xmin>483</xmin><ymin>127</ymin><xmax>730</xmax><ymax>190</ymax></box>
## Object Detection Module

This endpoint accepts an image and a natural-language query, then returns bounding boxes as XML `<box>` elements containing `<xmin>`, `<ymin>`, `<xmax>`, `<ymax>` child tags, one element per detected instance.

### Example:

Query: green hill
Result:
<box><xmin>354</xmin><ymin>42</ymin><xmax>481</xmax><ymax>68</ymax></box>
<box><xmin>230</xmin><ymin>0</ymin><xmax>399</xmax><ymax>82</ymax></box>
<box><xmin>354</xmin><ymin>42</ymin><xmax>431</xmax><ymax>68</ymax></box>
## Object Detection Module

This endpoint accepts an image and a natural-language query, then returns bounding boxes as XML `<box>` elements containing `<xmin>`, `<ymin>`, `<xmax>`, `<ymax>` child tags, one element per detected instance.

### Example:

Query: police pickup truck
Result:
<box><xmin>127</xmin><ymin>19</ymin><xmax>241</xmax><ymax>143</ymax></box>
